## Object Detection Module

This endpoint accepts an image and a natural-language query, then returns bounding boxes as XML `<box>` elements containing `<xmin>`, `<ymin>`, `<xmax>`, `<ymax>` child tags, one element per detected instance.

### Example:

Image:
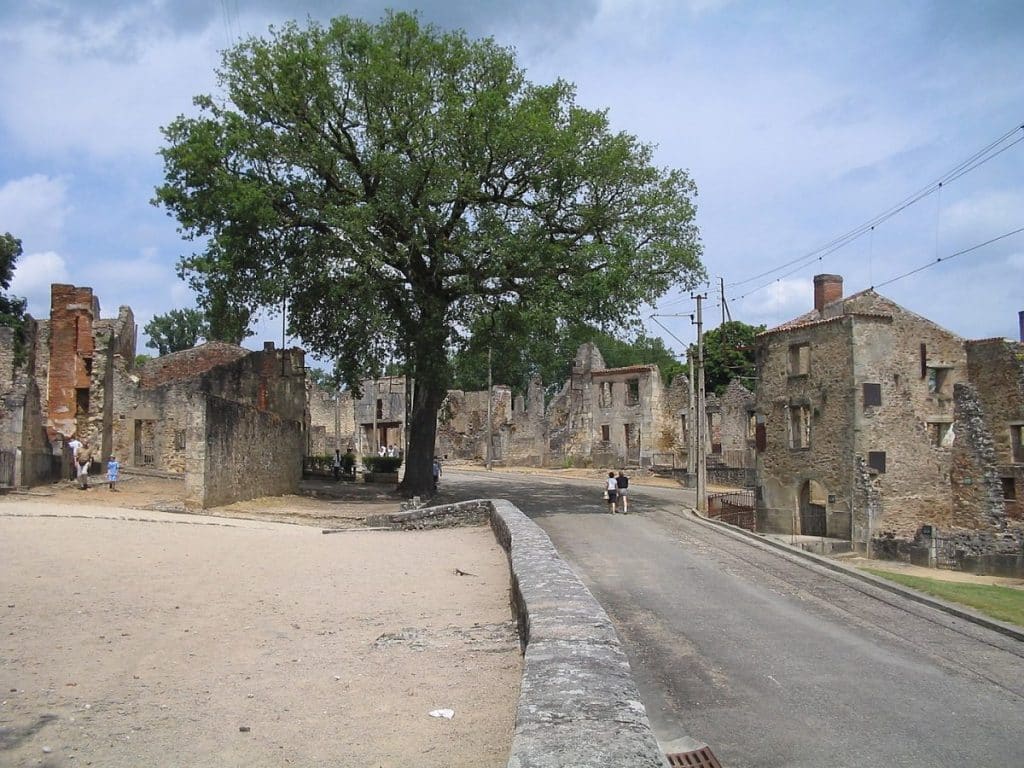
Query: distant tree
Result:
<box><xmin>199</xmin><ymin>281</ymin><xmax>253</xmax><ymax>345</ymax></box>
<box><xmin>699</xmin><ymin>320</ymin><xmax>764</xmax><ymax>395</ymax></box>
<box><xmin>0</xmin><ymin>233</ymin><xmax>28</xmax><ymax>366</ymax></box>
<box><xmin>144</xmin><ymin>308</ymin><xmax>207</xmax><ymax>355</ymax></box>
<box><xmin>307</xmin><ymin>366</ymin><xmax>340</xmax><ymax>392</ymax></box>
<box><xmin>134</xmin><ymin>354</ymin><xmax>153</xmax><ymax>368</ymax></box>
<box><xmin>154</xmin><ymin>12</ymin><xmax>703</xmax><ymax>495</ymax></box>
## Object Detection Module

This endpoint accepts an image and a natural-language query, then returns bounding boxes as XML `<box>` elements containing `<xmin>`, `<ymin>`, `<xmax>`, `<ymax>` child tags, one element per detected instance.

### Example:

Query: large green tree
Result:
<box><xmin>143</xmin><ymin>308</ymin><xmax>207</xmax><ymax>355</ymax></box>
<box><xmin>0</xmin><ymin>233</ymin><xmax>28</xmax><ymax>366</ymax></box>
<box><xmin>699</xmin><ymin>320</ymin><xmax>764</xmax><ymax>395</ymax></box>
<box><xmin>154</xmin><ymin>12</ymin><xmax>703</xmax><ymax>494</ymax></box>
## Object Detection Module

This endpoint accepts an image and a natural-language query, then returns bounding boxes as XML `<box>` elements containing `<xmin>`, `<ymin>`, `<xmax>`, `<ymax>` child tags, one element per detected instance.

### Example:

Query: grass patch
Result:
<box><xmin>861</xmin><ymin>568</ymin><xmax>1024</xmax><ymax>627</ymax></box>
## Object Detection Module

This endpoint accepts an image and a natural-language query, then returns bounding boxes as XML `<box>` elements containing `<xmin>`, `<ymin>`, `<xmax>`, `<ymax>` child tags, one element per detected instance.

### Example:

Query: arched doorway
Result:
<box><xmin>799</xmin><ymin>479</ymin><xmax>828</xmax><ymax>537</ymax></box>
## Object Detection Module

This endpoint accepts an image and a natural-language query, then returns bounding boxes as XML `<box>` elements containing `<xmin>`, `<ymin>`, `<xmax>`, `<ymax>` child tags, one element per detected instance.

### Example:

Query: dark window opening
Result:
<box><xmin>173</xmin><ymin>430</ymin><xmax>186</xmax><ymax>450</ymax></box>
<box><xmin>1001</xmin><ymin>477</ymin><xmax>1016</xmax><ymax>500</ymax></box>
<box><xmin>626</xmin><ymin>378</ymin><xmax>640</xmax><ymax>406</ymax></box>
<box><xmin>680</xmin><ymin>414</ymin><xmax>688</xmax><ymax>442</ymax></box>
<box><xmin>84</xmin><ymin>358</ymin><xmax>93</xmax><ymax>378</ymax></box>
<box><xmin>1012</xmin><ymin>425</ymin><xmax>1024</xmax><ymax>463</ymax></box>
<box><xmin>601</xmin><ymin>424</ymin><xmax>610</xmax><ymax>442</ymax></box>
<box><xmin>376</xmin><ymin>399</ymin><xmax>383</xmax><ymax>420</ymax></box>
<box><xmin>863</xmin><ymin>383</ymin><xmax>882</xmax><ymax>407</ymax></box>
<box><xmin>75</xmin><ymin>387</ymin><xmax>90</xmax><ymax>415</ymax></box>
<box><xmin>868</xmin><ymin>451</ymin><xmax>887</xmax><ymax>473</ymax></box>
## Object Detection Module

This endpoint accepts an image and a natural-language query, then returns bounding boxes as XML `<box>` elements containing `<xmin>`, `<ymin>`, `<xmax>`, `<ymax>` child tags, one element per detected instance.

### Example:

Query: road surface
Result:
<box><xmin>443</xmin><ymin>468</ymin><xmax>1024</xmax><ymax>768</ymax></box>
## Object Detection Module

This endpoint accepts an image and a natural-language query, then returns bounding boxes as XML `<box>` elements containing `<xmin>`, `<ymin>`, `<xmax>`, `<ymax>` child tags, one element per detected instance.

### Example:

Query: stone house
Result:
<box><xmin>754</xmin><ymin>274</ymin><xmax>1022</xmax><ymax>553</ymax></box>
<box><xmin>0</xmin><ymin>284</ymin><xmax>307</xmax><ymax>508</ymax></box>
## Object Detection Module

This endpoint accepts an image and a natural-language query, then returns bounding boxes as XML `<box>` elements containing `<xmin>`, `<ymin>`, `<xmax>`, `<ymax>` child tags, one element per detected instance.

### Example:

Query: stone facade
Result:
<box><xmin>755</xmin><ymin>274</ymin><xmax>1023</xmax><ymax>555</ymax></box>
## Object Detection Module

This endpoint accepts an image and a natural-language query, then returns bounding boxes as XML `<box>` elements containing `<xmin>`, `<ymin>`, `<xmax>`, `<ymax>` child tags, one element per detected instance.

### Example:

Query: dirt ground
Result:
<box><xmin>0</xmin><ymin>475</ymin><xmax>521</xmax><ymax>768</ymax></box>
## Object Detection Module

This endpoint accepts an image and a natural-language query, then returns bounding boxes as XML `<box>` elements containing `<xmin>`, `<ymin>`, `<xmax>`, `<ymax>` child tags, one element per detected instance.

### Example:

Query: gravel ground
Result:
<box><xmin>0</xmin><ymin>480</ymin><xmax>521</xmax><ymax>768</ymax></box>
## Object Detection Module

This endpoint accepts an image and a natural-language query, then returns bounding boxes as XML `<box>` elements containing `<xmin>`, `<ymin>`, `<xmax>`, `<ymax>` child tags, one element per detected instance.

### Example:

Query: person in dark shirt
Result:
<box><xmin>616</xmin><ymin>470</ymin><xmax>630</xmax><ymax>513</ymax></box>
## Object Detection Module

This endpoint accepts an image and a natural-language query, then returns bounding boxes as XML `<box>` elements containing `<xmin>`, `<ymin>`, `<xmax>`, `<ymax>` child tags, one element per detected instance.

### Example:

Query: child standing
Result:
<box><xmin>107</xmin><ymin>455</ymin><xmax>120</xmax><ymax>491</ymax></box>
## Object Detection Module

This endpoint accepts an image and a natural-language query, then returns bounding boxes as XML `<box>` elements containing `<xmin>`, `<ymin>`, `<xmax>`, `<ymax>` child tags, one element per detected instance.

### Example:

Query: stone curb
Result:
<box><xmin>489</xmin><ymin>498</ymin><xmax>669</xmax><ymax>768</ymax></box>
<box><xmin>685</xmin><ymin>508</ymin><xmax>1024</xmax><ymax>643</ymax></box>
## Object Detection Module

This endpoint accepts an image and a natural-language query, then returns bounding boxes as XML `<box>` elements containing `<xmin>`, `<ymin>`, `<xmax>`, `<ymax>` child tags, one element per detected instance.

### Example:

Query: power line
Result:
<box><xmin>872</xmin><ymin>226</ymin><xmax>1024</xmax><ymax>290</ymax></box>
<box><xmin>727</xmin><ymin>122</ymin><xmax>1024</xmax><ymax>291</ymax></box>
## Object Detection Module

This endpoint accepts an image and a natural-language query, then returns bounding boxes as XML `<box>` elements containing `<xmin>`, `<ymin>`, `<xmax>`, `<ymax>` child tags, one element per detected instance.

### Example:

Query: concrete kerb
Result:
<box><xmin>684</xmin><ymin>507</ymin><xmax>1024</xmax><ymax>644</ymax></box>
<box><xmin>362</xmin><ymin>498</ymin><xmax>669</xmax><ymax>766</ymax></box>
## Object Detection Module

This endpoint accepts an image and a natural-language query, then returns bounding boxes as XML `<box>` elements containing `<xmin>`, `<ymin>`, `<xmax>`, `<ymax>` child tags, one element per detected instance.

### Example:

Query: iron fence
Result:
<box><xmin>707</xmin><ymin>489</ymin><xmax>755</xmax><ymax>531</ymax></box>
<box><xmin>0</xmin><ymin>450</ymin><xmax>14</xmax><ymax>487</ymax></box>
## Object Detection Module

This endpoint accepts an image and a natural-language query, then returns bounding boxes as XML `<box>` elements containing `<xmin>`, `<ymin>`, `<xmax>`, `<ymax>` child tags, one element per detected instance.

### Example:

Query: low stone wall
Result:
<box><xmin>363</xmin><ymin>498</ymin><xmax>667</xmax><ymax>765</ymax></box>
<box><xmin>489</xmin><ymin>499</ymin><xmax>667</xmax><ymax>768</ymax></box>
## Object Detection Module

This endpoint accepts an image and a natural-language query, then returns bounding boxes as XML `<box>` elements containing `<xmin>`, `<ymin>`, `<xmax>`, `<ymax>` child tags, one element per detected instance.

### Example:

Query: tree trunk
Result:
<box><xmin>399</xmin><ymin>317</ymin><xmax>448</xmax><ymax>497</ymax></box>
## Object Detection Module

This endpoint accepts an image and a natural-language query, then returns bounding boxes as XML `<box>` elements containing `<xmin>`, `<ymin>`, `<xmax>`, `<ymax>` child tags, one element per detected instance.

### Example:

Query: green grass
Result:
<box><xmin>861</xmin><ymin>568</ymin><xmax>1024</xmax><ymax>627</ymax></box>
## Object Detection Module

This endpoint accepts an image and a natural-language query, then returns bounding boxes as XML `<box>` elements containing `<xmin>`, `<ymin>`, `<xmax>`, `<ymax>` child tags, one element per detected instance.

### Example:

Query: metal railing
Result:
<box><xmin>707</xmin><ymin>489</ymin><xmax>755</xmax><ymax>531</ymax></box>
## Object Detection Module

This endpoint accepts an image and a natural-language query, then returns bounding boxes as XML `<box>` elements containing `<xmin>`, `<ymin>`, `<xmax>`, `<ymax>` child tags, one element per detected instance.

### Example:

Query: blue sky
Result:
<box><xmin>1</xmin><ymin>1</ymin><xmax>1021</xmax><ymax>367</ymax></box>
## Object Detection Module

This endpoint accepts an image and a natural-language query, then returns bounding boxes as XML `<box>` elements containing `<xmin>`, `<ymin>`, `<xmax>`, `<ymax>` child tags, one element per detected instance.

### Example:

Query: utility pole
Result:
<box><xmin>692</xmin><ymin>292</ymin><xmax>707</xmax><ymax>514</ymax></box>
<box><xmin>486</xmin><ymin>347</ymin><xmax>493</xmax><ymax>470</ymax></box>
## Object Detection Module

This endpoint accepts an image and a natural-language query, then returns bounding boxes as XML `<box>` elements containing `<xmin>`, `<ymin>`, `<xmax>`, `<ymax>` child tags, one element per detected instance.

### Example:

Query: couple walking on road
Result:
<box><xmin>604</xmin><ymin>471</ymin><xmax>629</xmax><ymax>514</ymax></box>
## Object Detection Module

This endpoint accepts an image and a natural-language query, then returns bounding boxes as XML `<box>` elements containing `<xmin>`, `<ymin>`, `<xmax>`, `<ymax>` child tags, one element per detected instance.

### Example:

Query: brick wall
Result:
<box><xmin>185</xmin><ymin>393</ymin><xmax>303</xmax><ymax>509</ymax></box>
<box><xmin>139</xmin><ymin>342</ymin><xmax>249</xmax><ymax>388</ymax></box>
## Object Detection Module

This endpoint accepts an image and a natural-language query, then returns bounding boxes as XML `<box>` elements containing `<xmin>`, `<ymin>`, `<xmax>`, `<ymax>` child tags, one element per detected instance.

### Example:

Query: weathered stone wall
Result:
<box><xmin>138</xmin><ymin>341</ymin><xmax>248</xmax><ymax>389</ymax></box>
<box><xmin>950</xmin><ymin>382</ymin><xmax>1007</xmax><ymax>529</ymax></box>
<box><xmin>44</xmin><ymin>284</ymin><xmax>97</xmax><ymax>441</ymax></box>
<box><xmin>657</xmin><ymin>374</ymin><xmax>691</xmax><ymax>467</ymax></box>
<box><xmin>756</xmin><ymin>316</ymin><xmax>855</xmax><ymax>537</ymax></box>
<box><xmin>305</xmin><ymin>383</ymin><xmax>355</xmax><ymax>455</ymax></box>
<box><xmin>717</xmin><ymin>379</ymin><xmax>755</xmax><ymax>467</ymax></box>
<box><xmin>185</xmin><ymin>393</ymin><xmax>303</xmax><ymax>509</ymax></box>
<box><xmin>0</xmin><ymin>326</ymin><xmax>14</xmax><ymax>391</ymax></box>
<box><xmin>503</xmin><ymin>378</ymin><xmax>547</xmax><ymax>466</ymax></box>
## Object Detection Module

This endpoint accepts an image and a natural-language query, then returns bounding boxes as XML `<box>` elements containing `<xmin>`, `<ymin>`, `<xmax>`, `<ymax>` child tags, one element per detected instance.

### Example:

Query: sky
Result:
<box><xmin>1</xmin><ymin>0</ymin><xmax>1022</xmax><ymax>369</ymax></box>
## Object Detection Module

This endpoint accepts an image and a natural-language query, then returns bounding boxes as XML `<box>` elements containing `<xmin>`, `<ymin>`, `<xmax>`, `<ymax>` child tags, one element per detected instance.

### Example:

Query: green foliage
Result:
<box><xmin>0</xmin><ymin>233</ymin><xmax>28</xmax><ymax>366</ymax></box>
<box><xmin>450</xmin><ymin>316</ymin><xmax>685</xmax><ymax>394</ymax></box>
<box><xmin>154</xmin><ymin>11</ymin><xmax>703</xmax><ymax>492</ymax></box>
<box><xmin>697</xmin><ymin>320</ymin><xmax>764</xmax><ymax>396</ymax></box>
<box><xmin>202</xmin><ymin>283</ymin><xmax>253</xmax><ymax>344</ymax></box>
<box><xmin>363</xmin><ymin>455</ymin><xmax>403</xmax><ymax>473</ymax></box>
<box><xmin>308</xmin><ymin>366</ymin><xmax>340</xmax><ymax>392</ymax></box>
<box><xmin>134</xmin><ymin>354</ymin><xmax>153</xmax><ymax>368</ymax></box>
<box><xmin>144</xmin><ymin>308</ymin><xmax>207</xmax><ymax>355</ymax></box>
<box><xmin>862</xmin><ymin>569</ymin><xmax>1024</xmax><ymax>627</ymax></box>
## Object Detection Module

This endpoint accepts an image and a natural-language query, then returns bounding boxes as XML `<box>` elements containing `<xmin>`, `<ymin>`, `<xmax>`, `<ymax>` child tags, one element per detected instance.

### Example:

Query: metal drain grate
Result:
<box><xmin>665</xmin><ymin>746</ymin><xmax>723</xmax><ymax>767</ymax></box>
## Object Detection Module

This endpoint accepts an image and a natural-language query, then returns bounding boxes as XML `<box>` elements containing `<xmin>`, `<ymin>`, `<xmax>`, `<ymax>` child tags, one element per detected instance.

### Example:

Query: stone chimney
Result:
<box><xmin>813</xmin><ymin>274</ymin><xmax>843</xmax><ymax>314</ymax></box>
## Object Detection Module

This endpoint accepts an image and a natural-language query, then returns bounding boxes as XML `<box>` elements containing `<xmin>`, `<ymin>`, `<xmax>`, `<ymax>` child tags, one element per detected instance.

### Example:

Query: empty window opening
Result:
<box><xmin>929</xmin><ymin>421</ymin><xmax>952</xmax><ymax>447</ymax></box>
<box><xmin>75</xmin><ymin>387</ymin><xmax>90</xmax><ymax>416</ymax></box>
<box><xmin>601</xmin><ymin>424</ymin><xmax>610</xmax><ymax>442</ymax></box>
<box><xmin>626</xmin><ymin>378</ymin><xmax>640</xmax><ymax>406</ymax></box>
<box><xmin>863</xmin><ymin>383</ymin><xmax>882</xmax><ymax>408</ymax></box>
<box><xmin>1012</xmin><ymin>424</ymin><xmax>1024</xmax><ymax>463</ymax></box>
<box><xmin>789</xmin><ymin>405</ymin><xmax>811</xmax><ymax>449</ymax></box>
<box><xmin>599</xmin><ymin>381</ymin><xmax>613</xmax><ymax>408</ymax></box>
<box><xmin>680</xmin><ymin>414</ymin><xmax>688</xmax><ymax>442</ymax></box>
<box><xmin>788</xmin><ymin>343</ymin><xmax>810</xmax><ymax>376</ymax></box>
<box><xmin>1001</xmin><ymin>477</ymin><xmax>1017</xmax><ymax>500</ymax></box>
<box><xmin>173</xmin><ymin>429</ymin><xmax>186</xmax><ymax>450</ymax></box>
<box><xmin>376</xmin><ymin>398</ymin><xmax>384</xmax><ymax>420</ymax></box>
<box><xmin>868</xmin><ymin>451</ymin><xmax>887</xmax><ymax>473</ymax></box>
<box><xmin>926</xmin><ymin>367</ymin><xmax>951</xmax><ymax>395</ymax></box>
<box><xmin>747</xmin><ymin>413</ymin><xmax>757</xmax><ymax>440</ymax></box>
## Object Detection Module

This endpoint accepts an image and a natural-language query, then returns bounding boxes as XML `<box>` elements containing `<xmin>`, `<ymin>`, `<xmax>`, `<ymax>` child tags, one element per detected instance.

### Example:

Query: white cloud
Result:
<box><xmin>10</xmin><ymin>251</ymin><xmax>70</xmax><ymax>316</ymax></box>
<box><xmin>0</xmin><ymin>175</ymin><xmax>70</xmax><ymax>250</ymax></box>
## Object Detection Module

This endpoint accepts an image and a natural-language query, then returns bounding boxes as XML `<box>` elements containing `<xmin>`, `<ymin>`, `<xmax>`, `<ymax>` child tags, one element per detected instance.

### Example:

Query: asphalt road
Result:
<box><xmin>441</xmin><ymin>469</ymin><xmax>1024</xmax><ymax>768</ymax></box>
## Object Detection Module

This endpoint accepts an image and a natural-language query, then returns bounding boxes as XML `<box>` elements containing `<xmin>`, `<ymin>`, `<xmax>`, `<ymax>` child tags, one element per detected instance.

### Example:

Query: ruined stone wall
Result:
<box><xmin>0</xmin><ymin>326</ymin><xmax>14</xmax><ymax>391</ymax></box>
<box><xmin>718</xmin><ymin>380</ymin><xmax>755</xmax><ymax>467</ymax></box>
<box><xmin>950</xmin><ymin>382</ymin><xmax>1007</xmax><ymax>529</ymax></box>
<box><xmin>305</xmin><ymin>382</ymin><xmax>355</xmax><ymax>455</ymax></box>
<box><xmin>966</xmin><ymin>339</ymin><xmax>1024</xmax><ymax>520</ymax></box>
<box><xmin>756</xmin><ymin>317</ymin><xmax>855</xmax><ymax>537</ymax></box>
<box><xmin>656</xmin><ymin>374</ymin><xmax>690</xmax><ymax>467</ymax></box>
<box><xmin>44</xmin><ymin>284</ymin><xmax>97</xmax><ymax>441</ymax></box>
<box><xmin>850</xmin><ymin>303</ymin><xmax>964</xmax><ymax>538</ymax></box>
<box><xmin>503</xmin><ymin>378</ymin><xmax>547</xmax><ymax>466</ymax></box>
<box><xmin>138</xmin><ymin>342</ymin><xmax>248</xmax><ymax>389</ymax></box>
<box><xmin>185</xmin><ymin>393</ymin><xmax>303</xmax><ymax>509</ymax></box>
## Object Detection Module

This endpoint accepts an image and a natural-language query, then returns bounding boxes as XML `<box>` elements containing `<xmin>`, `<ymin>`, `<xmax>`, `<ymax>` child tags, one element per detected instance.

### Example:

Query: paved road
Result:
<box><xmin>442</xmin><ymin>469</ymin><xmax>1024</xmax><ymax>768</ymax></box>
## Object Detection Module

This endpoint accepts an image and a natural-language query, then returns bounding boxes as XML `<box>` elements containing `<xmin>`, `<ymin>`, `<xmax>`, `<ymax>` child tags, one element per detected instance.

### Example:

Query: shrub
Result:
<box><xmin>363</xmin><ymin>455</ymin><xmax>403</xmax><ymax>473</ymax></box>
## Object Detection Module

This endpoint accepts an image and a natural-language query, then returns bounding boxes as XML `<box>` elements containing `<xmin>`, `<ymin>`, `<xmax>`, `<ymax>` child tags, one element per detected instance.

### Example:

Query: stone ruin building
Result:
<box><xmin>306</xmin><ymin>341</ymin><xmax>757</xmax><ymax>475</ymax></box>
<box><xmin>0</xmin><ymin>284</ymin><xmax>307</xmax><ymax>508</ymax></box>
<box><xmin>754</xmin><ymin>274</ymin><xmax>1023</xmax><ymax>559</ymax></box>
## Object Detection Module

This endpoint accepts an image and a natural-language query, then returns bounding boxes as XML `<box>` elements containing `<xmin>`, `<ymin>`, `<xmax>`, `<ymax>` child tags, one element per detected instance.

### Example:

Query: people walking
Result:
<box><xmin>332</xmin><ymin>449</ymin><xmax>342</xmax><ymax>480</ymax></box>
<box><xmin>76</xmin><ymin>442</ymin><xmax>92</xmax><ymax>490</ymax></box>
<box><xmin>432</xmin><ymin>456</ymin><xmax>442</xmax><ymax>490</ymax></box>
<box><xmin>605</xmin><ymin>471</ymin><xmax>618</xmax><ymax>513</ymax></box>
<box><xmin>67</xmin><ymin>435</ymin><xmax>82</xmax><ymax>480</ymax></box>
<box><xmin>616</xmin><ymin>470</ymin><xmax>630</xmax><ymax>513</ymax></box>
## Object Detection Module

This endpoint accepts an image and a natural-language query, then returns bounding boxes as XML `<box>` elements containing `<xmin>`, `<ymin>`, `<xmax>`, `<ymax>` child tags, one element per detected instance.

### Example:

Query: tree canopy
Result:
<box><xmin>699</xmin><ymin>320</ymin><xmax>764</xmax><ymax>395</ymax></box>
<box><xmin>155</xmin><ymin>12</ymin><xmax>704</xmax><ymax>493</ymax></box>
<box><xmin>0</xmin><ymin>233</ymin><xmax>28</xmax><ymax>366</ymax></box>
<box><xmin>144</xmin><ymin>308</ymin><xmax>207</xmax><ymax>355</ymax></box>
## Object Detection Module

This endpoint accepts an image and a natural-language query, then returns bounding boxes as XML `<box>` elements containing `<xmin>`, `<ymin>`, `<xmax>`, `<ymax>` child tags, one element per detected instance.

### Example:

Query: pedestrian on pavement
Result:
<box><xmin>67</xmin><ymin>435</ymin><xmax>82</xmax><ymax>480</ymax></box>
<box><xmin>616</xmin><ymin>470</ymin><xmax>630</xmax><ymax>513</ymax></box>
<box><xmin>605</xmin><ymin>471</ymin><xmax>618</xmax><ymax>513</ymax></box>
<box><xmin>76</xmin><ymin>442</ymin><xmax>92</xmax><ymax>490</ymax></box>
<box><xmin>332</xmin><ymin>449</ymin><xmax>342</xmax><ymax>480</ymax></box>
<box><xmin>432</xmin><ymin>456</ymin><xmax>442</xmax><ymax>490</ymax></box>
<box><xmin>107</xmin><ymin>454</ymin><xmax>120</xmax><ymax>491</ymax></box>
